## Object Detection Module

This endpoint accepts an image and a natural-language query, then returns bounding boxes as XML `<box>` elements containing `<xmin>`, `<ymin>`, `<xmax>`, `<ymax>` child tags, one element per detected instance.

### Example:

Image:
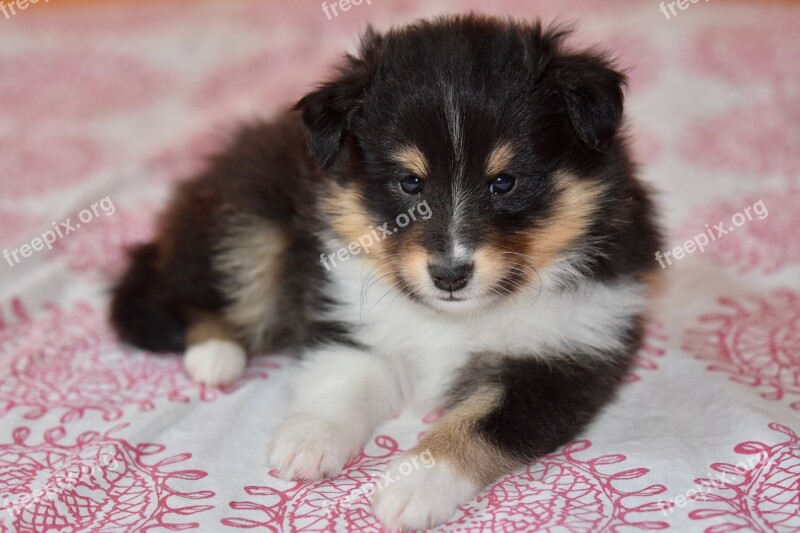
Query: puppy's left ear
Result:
<box><xmin>551</xmin><ymin>54</ymin><xmax>626</xmax><ymax>151</ymax></box>
<box><xmin>295</xmin><ymin>27</ymin><xmax>384</xmax><ymax>168</ymax></box>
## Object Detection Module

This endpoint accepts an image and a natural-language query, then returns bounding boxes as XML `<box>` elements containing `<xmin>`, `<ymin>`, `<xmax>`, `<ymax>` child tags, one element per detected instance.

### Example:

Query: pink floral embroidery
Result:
<box><xmin>146</xmin><ymin>126</ymin><xmax>235</xmax><ymax>185</ymax></box>
<box><xmin>223</xmin><ymin>436</ymin><xmax>670</xmax><ymax>531</ymax></box>
<box><xmin>630</xmin><ymin>128</ymin><xmax>663</xmax><ymax>166</ymax></box>
<box><xmin>629</xmin><ymin>320</ymin><xmax>668</xmax><ymax>383</ymax></box>
<box><xmin>0</xmin><ymin>424</ymin><xmax>214</xmax><ymax>532</ymax></box>
<box><xmin>223</xmin><ymin>435</ymin><xmax>401</xmax><ymax>531</ymax></box>
<box><xmin>0</xmin><ymin>132</ymin><xmax>106</xmax><ymax>200</ymax></box>
<box><xmin>683</xmin><ymin>289</ymin><xmax>800</xmax><ymax>411</ymax></box>
<box><xmin>0</xmin><ymin>51</ymin><xmax>170</xmax><ymax>121</ymax></box>
<box><xmin>49</xmin><ymin>205</ymin><xmax>157</xmax><ymax>280</ymax></box>
<box><xmin>0</xmin><ymin>300</ymin><xmax>278</xmax><ymax>423</ymax></box>
<box><xmin>686</xmin><ymin>19</ymin><xmax>800</xmax><ymax>88</ymax></box>
<box><xmin>0</xmin><ymin>209</ymin><xmax>40</xmax><ymax>248</ymax></box>
<box><xmin>192</xmin><ymin>44</ymin><xmax>338</xmax><ymax>120</ymax></box>
<box><xmin>605</xmin><ymin>35</ymin><xmax>662</xmax><ymax>93</ymax></box>
<box><xmin>688</xmin><ymin>423</ymin><xmax>800</xmax><ymax>532</ymax></box>
<box><xmin>676</xmin><ymin>190</ymin><xmax>800</xmax><ymax>275</ymax></box>
<box><xmin>679</xmin><ymin>102</ymin><xmax>800</xmax><ymax>180</ymax></box>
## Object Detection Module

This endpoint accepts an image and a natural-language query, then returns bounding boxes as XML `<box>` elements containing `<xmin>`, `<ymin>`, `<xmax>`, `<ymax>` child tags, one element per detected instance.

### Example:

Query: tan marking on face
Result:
<box><xmin>411</xmin><ymin>386</ymin><xmax>519</xmax><ymax>487</ymax></box>
<box><xmin>473</xmin><ymin>246</ymin><xmax>508</xmax><ymax>289</ymax></box>
<box><xmin>322</xmin><ymin>183</ymin><xmax>385</xmax><ymax>255</ymax></box>
<box><xmin>391</xmin><ymin>144</ymin><xmax>429</xmax><ymax>177</ymax></box>
<box><xmin>526</xmin><ymin>172</ymin><xmax>605</xmax><ymax>269</ymax></box>
<box><xmin>396</xmin><ymin>241</ymin><xmax>429</xmax><ymax>292</ymax></box>
<box><xmin>485</xmin><ymin>141</ymin><xmax>515</xmax><ymax>177</ymax></box>
<box><xmin>321</xmin><ymin>183</ymin><xmax>407</xmax><ymax>293</ymax></box>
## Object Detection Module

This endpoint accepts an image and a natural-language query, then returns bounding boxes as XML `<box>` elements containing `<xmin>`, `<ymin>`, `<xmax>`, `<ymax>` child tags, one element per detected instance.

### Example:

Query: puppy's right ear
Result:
<box><xmin>295</xmin><ymin>27</ymin><xmax>383</xmax><ymax>169</ymax></box>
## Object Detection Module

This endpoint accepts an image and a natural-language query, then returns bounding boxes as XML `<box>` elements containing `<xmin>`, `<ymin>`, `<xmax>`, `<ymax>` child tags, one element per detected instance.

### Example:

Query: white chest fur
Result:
<box><xmin>321</xmin><ymin>255</ymin><xmax>647</xmax><ymax>408</ymax></box>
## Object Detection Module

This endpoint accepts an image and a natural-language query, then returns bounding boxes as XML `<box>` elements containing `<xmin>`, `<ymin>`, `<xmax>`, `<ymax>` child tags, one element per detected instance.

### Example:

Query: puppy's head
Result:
<box><xmin>298</xmin><ymin>15</ymin><xmax>627</xmax><ymax>313</ymax></box>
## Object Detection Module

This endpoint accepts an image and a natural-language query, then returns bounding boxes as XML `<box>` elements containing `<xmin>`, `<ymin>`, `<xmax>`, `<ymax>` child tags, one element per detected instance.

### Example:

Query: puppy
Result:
<box><xmin>110</xmin><ymin>15</ymin><xmax>661</xmax><ymax>530</ymax></box>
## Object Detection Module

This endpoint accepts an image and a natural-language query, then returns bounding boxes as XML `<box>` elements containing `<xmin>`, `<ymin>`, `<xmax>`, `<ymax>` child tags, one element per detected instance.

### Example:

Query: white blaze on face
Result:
<box><xmin>443</xmin><ymin>85</ymin><xmax>464</xmax><ymax>169</ymax></box>
<box><xmin>442</xmin><ymin>84</ymin><xmax>471</xmax><ymax>252</ymax></box>
<box><xmin>451</xmin><ymin>241</ymin><xmax>471</xmax><ymax>262</ymax></box>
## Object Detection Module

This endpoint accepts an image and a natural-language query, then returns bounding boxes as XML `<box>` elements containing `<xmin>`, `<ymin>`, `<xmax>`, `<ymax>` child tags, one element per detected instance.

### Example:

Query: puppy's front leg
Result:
<box><xmin>373</xmin><ymin>354</ymin><xmax>630</xmax><ymax>530</ymax></box>
<box><xmin>268</xmin><ymin>346</ymin><xmax>402</xmax><ymax>481</ymax></box>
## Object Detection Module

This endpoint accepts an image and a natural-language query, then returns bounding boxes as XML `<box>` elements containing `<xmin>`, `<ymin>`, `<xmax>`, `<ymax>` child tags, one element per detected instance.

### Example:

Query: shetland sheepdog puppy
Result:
<box><xmin>111</xmin><ymin>15</ymin><xmax>661</xmax><ymax>530</ymax></box>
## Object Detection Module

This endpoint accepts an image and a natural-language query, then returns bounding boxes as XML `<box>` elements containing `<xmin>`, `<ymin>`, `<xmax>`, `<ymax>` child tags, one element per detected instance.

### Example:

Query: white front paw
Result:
<box><xmin>267</xmin><ymin>414</ymin><xmax>362</xmax><ymax>481</ymax></box>
<box><xmin>372</xmin><ymin>455</ymin><xmax>477</xmax><ymax>531</ymax></box>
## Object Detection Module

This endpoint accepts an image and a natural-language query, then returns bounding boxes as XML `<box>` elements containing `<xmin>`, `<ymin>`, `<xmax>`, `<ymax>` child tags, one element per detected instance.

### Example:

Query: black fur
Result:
<box><xmin>110</xmin><ymin>115</ymin><xmax>355</xmax><ymax>353</ymax></box>
<box><xmin>450</xmin><ymin>321</ymin><xmax>644</xmax><ymax>462</ymax></box>
<box><xmin>110</xmin><ymin>243</ymin><xmax>186</xmax><ymax>353</ymax></box>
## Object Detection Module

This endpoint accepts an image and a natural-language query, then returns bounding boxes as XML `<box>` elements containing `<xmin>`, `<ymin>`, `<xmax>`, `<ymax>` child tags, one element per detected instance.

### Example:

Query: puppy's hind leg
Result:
<box><xmin>184</xmin><ymin>218</ymin><xmax>288</xmax><ymax>387</ymax></box>
<box><xmin>184</xmin><ymin>314</ymin><xmax>248</xmax><ymax>387</ymax></box>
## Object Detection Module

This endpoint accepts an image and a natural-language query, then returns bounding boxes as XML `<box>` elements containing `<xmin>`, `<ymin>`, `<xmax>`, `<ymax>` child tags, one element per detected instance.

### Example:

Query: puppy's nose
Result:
<box><xmin>429</xmin><ymin>262</ymin><xmax>473</xmax><ymax>292</ymax></box>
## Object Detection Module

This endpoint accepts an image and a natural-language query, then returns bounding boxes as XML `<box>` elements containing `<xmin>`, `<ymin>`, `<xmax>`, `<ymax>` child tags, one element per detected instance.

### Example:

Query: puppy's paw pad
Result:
<box><xmin>184</xmin><ymin>340</ymin><xmax>247</xmax><ymax>386</ymax></box>
<box><xmin>373</xmin><ymin>456</ymin><xmax>476</xmax><ymax>531</ymax></box>
<box><xmin>267</xmin><ymin>415</ymin><xmax>360</xmax><ymax>481</ymax></box>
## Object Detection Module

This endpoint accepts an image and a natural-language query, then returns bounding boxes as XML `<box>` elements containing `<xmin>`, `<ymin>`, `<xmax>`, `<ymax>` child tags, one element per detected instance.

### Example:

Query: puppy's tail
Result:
<box><xmin>110</xmin><ymin>243</ymin><xmax>186</xmax><ymax>353</ymax></box>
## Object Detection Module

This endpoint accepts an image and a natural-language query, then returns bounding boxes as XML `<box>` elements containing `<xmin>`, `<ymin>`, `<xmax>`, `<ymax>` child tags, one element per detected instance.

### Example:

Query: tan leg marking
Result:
<box><xmin>411</xmin><ymin>386</ymin><xmax>519</xmax><ymax>487</ymax></box>
<box><xmin>213</xmin><ymin>218</ymin><xmax>287</xmax><ymax>353</ymax></box>
<box><xmin>186</xmin><ymin>313</ymin><xmax>238</xmax><ymax>347</ymax></box>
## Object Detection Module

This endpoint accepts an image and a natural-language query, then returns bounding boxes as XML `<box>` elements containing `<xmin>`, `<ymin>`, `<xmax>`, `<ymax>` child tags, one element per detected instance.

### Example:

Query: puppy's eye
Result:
<box><xmin>399</xmin><ymin>175</ymin><xmax>424</xmax><ymax>194</ymax></box>
<box><xmin>489</xmin><ymin>174</ymin><xmax>516</xmax><ymax>195</ymax></box>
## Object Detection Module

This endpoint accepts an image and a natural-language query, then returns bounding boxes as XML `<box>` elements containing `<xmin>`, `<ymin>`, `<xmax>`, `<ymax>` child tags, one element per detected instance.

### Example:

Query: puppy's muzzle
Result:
<box><xmin>428</xmin><ymin>261</ymin><xmax>473</xmax><ymax>292</ymax></box>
